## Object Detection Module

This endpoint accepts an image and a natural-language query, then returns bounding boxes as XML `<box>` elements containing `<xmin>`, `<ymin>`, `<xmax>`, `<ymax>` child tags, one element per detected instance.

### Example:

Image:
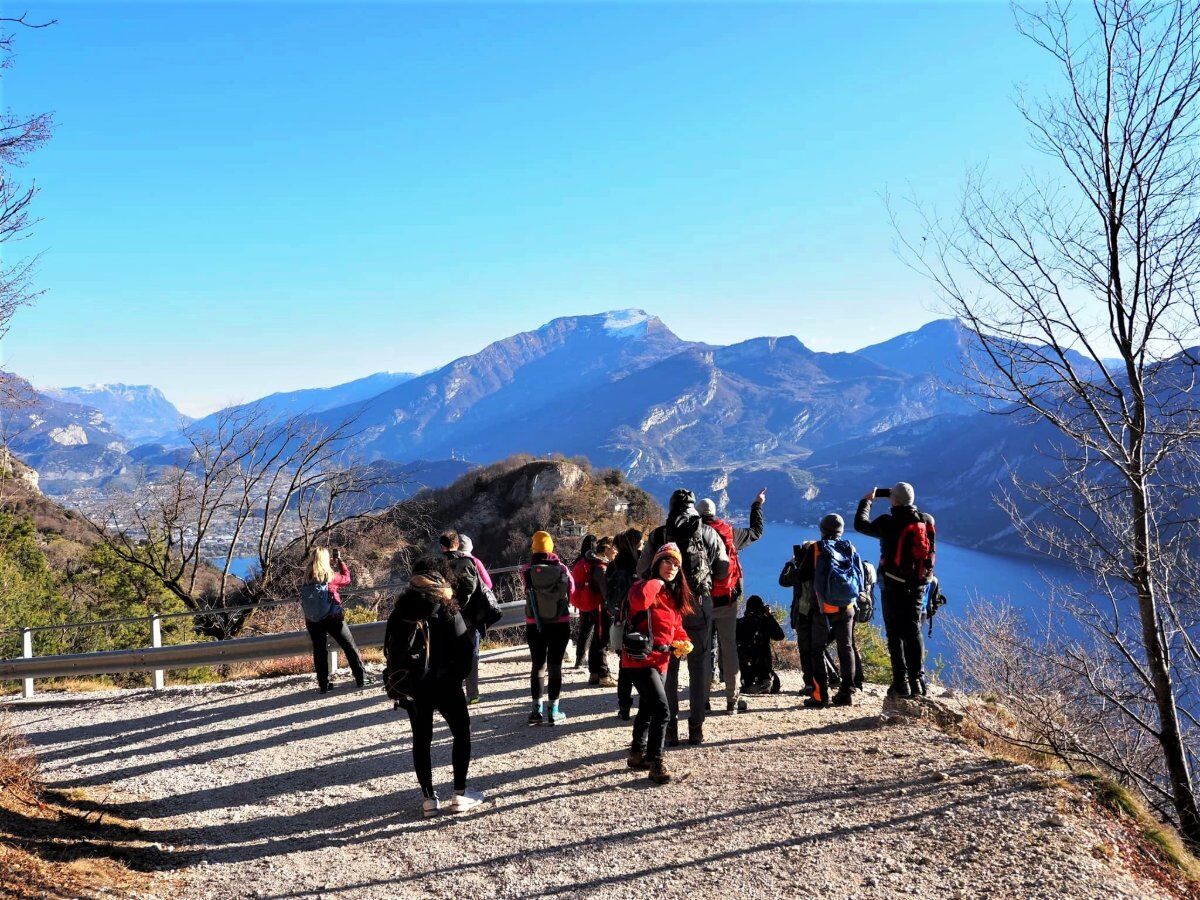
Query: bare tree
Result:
<box><xmin>899</xmin><ymin>0</ymin><xmax>1200</xmax><ymax>846</ymax></box>
<box><xmin>0</xmin><ymin>14</ymin><xmax>54</xmax><ymax>393</ymax></box>
<box><xmin>87</xmin><ymin>406</ymin><xmax>409</xmax><ymax>636</ymax></box>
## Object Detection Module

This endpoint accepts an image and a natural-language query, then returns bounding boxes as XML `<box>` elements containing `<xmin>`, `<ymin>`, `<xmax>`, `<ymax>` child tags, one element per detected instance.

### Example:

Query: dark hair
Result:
<box><xmin>438</xmin><ymin>530</ymin><xmax>460</xmax><ymax>550</ymax></box>
<box><xmin>654</xmin><ymin>557</ymin><xmax>695</xmax><ymax>617</ymax></box>
<box><xmin>409</xmin><ymin>554</ymin><xmax>458</xmax><ymax>615</ymax></box>
<box><xmin>594</xmin><ymin>536</ymin><xmax>614</xmax><ymax>554</ymax></box>
<box><xmin>574</xmin><ymin>533</ymin><xmax>596</xmax><ymax>565</ymax></box>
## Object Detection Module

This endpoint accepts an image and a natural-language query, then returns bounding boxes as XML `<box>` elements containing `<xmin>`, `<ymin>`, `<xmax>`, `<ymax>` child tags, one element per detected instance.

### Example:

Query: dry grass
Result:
<box><xmin>0</xmin><ymin>716</ymin><xmax>165</xmax><ymax>899</ymax></box>
<box><xmin>933</xmin><ymin>696</ymin><xmax>1200</xmax><ymax>895</ymax></box>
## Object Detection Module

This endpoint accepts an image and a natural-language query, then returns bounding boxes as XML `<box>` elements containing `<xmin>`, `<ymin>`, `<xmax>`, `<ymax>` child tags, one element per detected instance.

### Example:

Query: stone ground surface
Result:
<box><xmin>5</xmin><ymin>649</ymin><xmax>1175</xmax><ymax>900</ymax></box>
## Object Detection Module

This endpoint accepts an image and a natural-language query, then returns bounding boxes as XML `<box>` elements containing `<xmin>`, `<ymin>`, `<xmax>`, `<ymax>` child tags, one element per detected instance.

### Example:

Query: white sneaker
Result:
<box><xmin>447</xmin><ymin>790</ymin><xmax>486</xmax><ymax>814</ymax></box>
<box><xmin>421</xmin><ymin>796</ymin><xmax>442</xmax><ymax>818</ymax></box>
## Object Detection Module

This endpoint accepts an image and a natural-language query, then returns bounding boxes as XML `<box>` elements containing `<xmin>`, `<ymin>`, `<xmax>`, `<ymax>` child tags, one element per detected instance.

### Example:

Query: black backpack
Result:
<box><xmin>383</xmin><ymin>610</ymin><xmax>431</xmax><ymax>703</ymax></box>
<box><xmin>606</xmin><ymin>564</ymin><xmax>636</xmax><ymax>620</ymax></box>
<box><xmin>654</xmin><ymin>523</ymin><xmax>713</xmax><ymax>597</ymax></box>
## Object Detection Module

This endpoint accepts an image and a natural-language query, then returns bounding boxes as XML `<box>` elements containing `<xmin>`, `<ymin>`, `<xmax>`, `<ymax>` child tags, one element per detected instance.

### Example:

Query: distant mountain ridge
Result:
<box><xmin>10</xmin><ymin>310</ymin><xmax>1073</xmax><ymax>552</ymax></box>
<box><xmin>45</xmin><ymin>383</ymin><xmax>192</xmax><ymax>445</ymax></box>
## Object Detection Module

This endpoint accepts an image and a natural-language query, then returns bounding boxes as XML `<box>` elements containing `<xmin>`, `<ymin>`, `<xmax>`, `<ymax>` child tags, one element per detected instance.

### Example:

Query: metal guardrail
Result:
<box><xmin>1</xmin><ymin>564</ymin><xmax>529</xmax><ymax>699</ymax></box>
<box><xmin>0</xmin><ymin>601</ymin><xmax>528</xmax><ymax>696</ymax></box>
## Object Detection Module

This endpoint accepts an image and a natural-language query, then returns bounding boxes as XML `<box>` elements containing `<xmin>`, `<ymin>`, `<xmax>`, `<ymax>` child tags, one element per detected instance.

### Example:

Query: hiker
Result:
<box><xmin>855</xmin><ymin>483</ymin><xmax>936</xmax><ymax>698</ymax></box>
<box><xmin>779</xmin><ymin>542</ymin><xmax>818</xmax><ymax>696</ymax></box>
<box><xmin>385</xmin><ymin>556</ymin><xmax>484</xmax><ymax>817</ymax></box>
<box><xmin>698</xmin><ymin>490</ymin><xmax>766</xmax><ymax>713</ymax></box>
<box><xmin>570</xmin><ymin>536</ymin><xmax>618</xmax><ymax>687</ymax></box>
<box><xmin>638</xmin><ymin>489</ymin><xmax>729</xmax><ymax>746</ymax></box>
<box><xmin>607</xmin><ymin>527</ymin><xmax>644</xmax><ymax>720</ymax></box>
<box><xmin>300</xmin><ymin>547</ymin><xmax>365</xmax><ymax>694</ymax></box>
<box><xmin>623</xmin><ymin>542</ymin><xmax>694</xmax><ymax>785</ymax></box>
<box><xmin>796</xmin><ymin>514</ymin><xmax>864</xmax><ymax>708</ymax></box>
<box><xmin>459</xmin><ymin>534</ymin><xmax>492</xmax><ymax>704</ymax></box>
<box><xmin>736</xmin><ymin>595</ymin><xmax>785</xmax><ymax>694</ymax></box>
<box><xmin>522</xmin><ymin>531</ymin><xmax>575</xmax><ymax>725</ymax></box>
<box><xmin>570</xmin><ymin>534</ymin><xmax>598</xmax><ymax>669</ymax></box>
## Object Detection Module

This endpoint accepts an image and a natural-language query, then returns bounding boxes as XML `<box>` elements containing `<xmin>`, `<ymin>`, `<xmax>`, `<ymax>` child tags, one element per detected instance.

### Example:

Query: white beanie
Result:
<box><xmin>891</xmin><ymin>482</ymin><xmax>915</xmax><ymax>507</ymax></box>
<box><xmin>459</xmin><ymin>534</ymin><xmax>474</xmax><ymax>555</ymax></box>
<box><xmin>697</xmin><ymin>498</ymin><xmax>717</xmax><ymax>518</ymax></box>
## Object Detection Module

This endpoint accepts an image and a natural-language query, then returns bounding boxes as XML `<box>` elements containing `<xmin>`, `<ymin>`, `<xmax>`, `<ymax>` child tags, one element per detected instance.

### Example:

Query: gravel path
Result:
<box><xmin>6</xmin><ymin>650</ymin><xmax>1171</xmax><ymax>900</ymax></box>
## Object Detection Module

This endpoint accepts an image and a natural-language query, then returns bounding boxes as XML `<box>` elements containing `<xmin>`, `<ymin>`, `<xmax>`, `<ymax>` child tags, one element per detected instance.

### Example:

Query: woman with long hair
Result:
<box><xmin>622</xmin><ymin>542</ymin><xmax>693</xmax><ymax>785</ymax></box>
<box><xmin>388</xmin><ymin>555</ymin><xmax>484</xmax><ymax>817</ymax></box>
<box><xmin>300</xmin><ymin>547</ymin><xmax>365</xmax><ymax>693</ymax></box>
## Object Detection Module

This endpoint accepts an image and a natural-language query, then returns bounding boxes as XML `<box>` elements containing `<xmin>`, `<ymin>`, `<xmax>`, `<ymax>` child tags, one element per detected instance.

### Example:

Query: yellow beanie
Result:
<box><xmin>531</xmin><ymin>531</ymin><xmax>554</xmax><ymax>555</ymax></box>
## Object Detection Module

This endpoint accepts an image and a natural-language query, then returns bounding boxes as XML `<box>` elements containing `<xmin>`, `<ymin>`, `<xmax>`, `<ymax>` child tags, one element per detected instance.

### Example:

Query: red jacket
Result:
<box><xmin>569</xmin><ymin>555</ymin><xmax>607</xmax><ymax>613</ymax></box>
<box><xmin>329</xmin><ymin>562</ymin><xmax>351</xmax><ymax>607</ymax></box>
<box><xmin>621</xmin><ymin>578</ymin><xmax>689</xmax><ymax>673</ymax></box>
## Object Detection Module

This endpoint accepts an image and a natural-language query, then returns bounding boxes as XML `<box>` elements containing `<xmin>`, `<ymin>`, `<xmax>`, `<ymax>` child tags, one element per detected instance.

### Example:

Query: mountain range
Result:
<box><xmin>7</xmin><ymin>310</ymin><xmax>1066</xmax><ymax>552</ymax></box>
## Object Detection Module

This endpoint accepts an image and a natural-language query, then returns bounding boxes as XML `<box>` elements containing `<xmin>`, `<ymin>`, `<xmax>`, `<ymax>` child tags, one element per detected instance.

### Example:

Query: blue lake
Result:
<box><xmin>737</xmin><ymin>522</ymin><xmax>1090</xmax><ymax>661</ymax></box>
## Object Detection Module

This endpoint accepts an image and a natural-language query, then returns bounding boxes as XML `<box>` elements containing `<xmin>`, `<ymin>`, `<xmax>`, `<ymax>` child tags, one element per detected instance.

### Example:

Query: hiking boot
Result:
<box><xmin>887</xmin><ymin>682</ymin><xmax>912</xmax><ymax>700</ymax></box>
<box><xmin>666</xmin><ymin>721</ymin><xmax>680</xmax><ymax>747</ymax></box>
<box><xmin>597</xmin><ymin>675</ymin><xmax>617</xmax><ymax>688</ymax></box>
<box><xmin>547</xmin><ymin>705</ymin><xmax>566</xmax><ymax>726</ymax></box>
<box><xmin>627</xmin><ymin>748</ymin><xmax>650</xmax><ymax>770</ymax></box>
<box><xmin>447</xmin><ymin>790</ymin><xmax>485</xmax><ymax>814</ymax></box>
<box><xmin>617</xmin><ymin>706</ymin><xmax>632</xmax><ymax>721</ymax></box>
<box><xmin>688</xmin><ymin>723</ymin><xmax>704</xmax><ymax>746</ymax></box>
<box><xmin>647</xmin><ymin>758</ymin><xmax>672</xmax><ymax>785</ymax></box>
<box><xmin>831</xmin><ymin>691</ymin><xmax>853</xmax><ymax>707</ymax></box>
<box><xmin>421</xmin><ymin>794</ymin><xmax>442</xmax><ymax>818</ymax></box>
<box><xmin>803</xmin><ymin>696</ymin><xmax>829</xmax><ymax>709</ymax></box>
<box><xmin>467</xmin><ymin>695</ymin><xmax>480</xmax><ymax>706</ymax></box>
<box><xmin>727</xmin><ymin>698</ymin><xmax>748</xmax><ymax>714</ymax></box>
<box><xmin>527</xmin><ymin>709</ymin><xmax>544</xmax><ymax>725</ymax></box>
<box><xmin>909</xmin><ymin>676</ymin><xmax>928</xmax><ymax>697</ymax></box>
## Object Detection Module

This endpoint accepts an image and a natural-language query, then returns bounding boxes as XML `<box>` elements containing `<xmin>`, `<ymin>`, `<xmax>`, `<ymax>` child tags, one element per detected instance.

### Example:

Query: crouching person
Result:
<box><xmin>737</xmin><ymin>595</ymin><xmax>784</xmax><ymax>694</ymax></box>
<box><xmin>384</xmin><ymin>557</ymin><xmax>485</xmax><ymax>818</ymax></box>
<box><xmin>623</xmin><ymin>543</ymin><xmax>693</xmax><ymax>785</ymax></box>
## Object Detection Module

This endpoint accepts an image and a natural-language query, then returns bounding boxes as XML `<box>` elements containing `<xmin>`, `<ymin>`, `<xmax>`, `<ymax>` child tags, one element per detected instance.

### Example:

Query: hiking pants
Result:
<box><xmin>576</xmin><ymin>609</ymin><xmax>611</xmax><ymax>677</ymax></box>
<box><xmin>794</xmin><ymin>610</ymin><xmax>815</xmax><ymax>692</ymax></box>
<box><xmin>405</xmin><ymin>680</ymin><xmax>471</xmax><ymax>799</ymax></box>
<box><xmin>611</xmin><ymin>619</ymin><xmax>635</xmax><ymax>711</ymax></box>
<box><xmin>465</xmin><ymin>630</ymin><xmax>481</xmax><ymax>702</ymax></box>
<box><xmin>666</xmin><ymin>616</ymin><xmax>712</xmax><ymax>728</ymax></box>
<box><xmin>305</xmin><ymin>613</ymin><xmax>364</xmax><ymax>691</ymax></box>
<box><xmin>630</xmin><ymin>667</ymin><xmax>670</xmax><ymax>761</ymax></box>
<box><xmin>811</xmin><ymin>607</ymin><xmax>856</xmax><ymax>703</ymax></box>
<box><xmin>881</xmin><ymin>580</ymin><xmax>925</xmax><ymax>688</ymax></box>
<box><xmin>711</xmin><ymin>601</ymin><xmax>739</xmax><ymax>703</ymax></box>
<box><xmin>526</xmin><ymin>622</ymin><xmax>571</xmax><ymax>706</ymax></box>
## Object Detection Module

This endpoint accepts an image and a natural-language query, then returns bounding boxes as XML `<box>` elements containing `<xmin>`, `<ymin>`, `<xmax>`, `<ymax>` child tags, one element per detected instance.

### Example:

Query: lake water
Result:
<box><xmin>737</xmin><ymin>522</ymin><xmax>1089</xmax><ymax>662</ymax></box>
<box><xmin>212</xmin><ymin>557</ymin><xmax>259</xmax><ymax>581</ymax></box>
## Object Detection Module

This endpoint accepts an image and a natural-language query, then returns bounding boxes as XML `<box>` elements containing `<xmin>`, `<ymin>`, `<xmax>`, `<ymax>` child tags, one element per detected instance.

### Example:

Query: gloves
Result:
<box><xmin>671</xmin><ymin>639</ymin><xmax>694</xmax><ymax>659</ymax></box>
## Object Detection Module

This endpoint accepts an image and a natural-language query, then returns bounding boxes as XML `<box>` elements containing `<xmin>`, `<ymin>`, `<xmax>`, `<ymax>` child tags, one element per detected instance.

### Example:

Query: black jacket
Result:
<box><xmin>853</xmin><ymin>499</ymin><xmax>936</xmax><ymax>579</ymax></box>
<box><xmin>388</xmin><ymin>585</ymin><xmax>473</xmax><ymax>684</ymax></box>
<box><xmin>736</xmin><ymin>603</ymin><xmax>785</xmax><ymax>657</ymax></box>
<box><xmin>637</xmin><ymin>497</ymin><xmax>731</xmax><ymax>592</ymax></box>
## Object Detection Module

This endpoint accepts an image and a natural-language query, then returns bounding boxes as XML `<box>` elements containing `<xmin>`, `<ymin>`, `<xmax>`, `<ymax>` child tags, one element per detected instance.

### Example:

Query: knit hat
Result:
<box><xmin>891</xmin><ymin>482</ymin><xmax>916</xmax><ymax>507</ymax></box>
<box><xmin>819</xmin><ymin>513</ymin><xmax>845</xmax><ymax>538</ymax></box>
<box><xmin>531</xmin><ymin>531</ymin><xmax>554</xmax><ymax>555</ymax></box>
<box><xmin>697</xmin><ymin>498</ymin><xmax>717</xmax><ymax>518</ymax></box>
<box><xmin>459</xmin><ymin>535</ymin><xmax>474</xmax><ymax>555</ymax></box>
<box><xmin>651</xmin><ymin>542</ymin><xmax>683</xmax><ymax>571</ymax></box>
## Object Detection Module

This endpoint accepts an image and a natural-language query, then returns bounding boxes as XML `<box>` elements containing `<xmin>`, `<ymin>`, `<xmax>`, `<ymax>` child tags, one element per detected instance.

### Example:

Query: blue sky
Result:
<box><xmin>4</xmin><ymin>2</ymin><xmax>1053</xmax><ymax>416</ymax></box>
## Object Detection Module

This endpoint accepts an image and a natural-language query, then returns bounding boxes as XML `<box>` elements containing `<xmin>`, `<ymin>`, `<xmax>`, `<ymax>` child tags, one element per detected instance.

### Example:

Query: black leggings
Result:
<box><xmin>405</xmin><ymin>681</ymin><xmax>471</xmax><ymax>799</ymax></box>
<box><xmin>305</xmin><ymin>614</ymin><xmax>364</xmax><ymax>690</ymax></box>
<box><xmin>526</xmin><ymin>622</ymin><xmax>571</xmax><ymax>705</ymax></box>
<box><xmin>882</xmin><ymin>581</ymin><xmax>925</xmax><ymax>686</ymax></box>
<box><xmin>630</xmin><ymin>667</ymin><xmax>670</xmax><ymax>760</ymax></box>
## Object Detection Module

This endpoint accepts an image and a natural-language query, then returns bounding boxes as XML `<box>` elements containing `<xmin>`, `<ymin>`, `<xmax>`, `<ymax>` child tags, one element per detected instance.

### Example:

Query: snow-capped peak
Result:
<box><xmin>602</xmin><ymin>309</ymin><xmax>651</xmax><ymax>338</ymax></box>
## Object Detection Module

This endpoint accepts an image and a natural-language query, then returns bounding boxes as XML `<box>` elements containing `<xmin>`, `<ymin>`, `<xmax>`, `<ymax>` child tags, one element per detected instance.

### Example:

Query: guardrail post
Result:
<box><xmin>328</xmin><ymin>642</ymin><xmax>339</xmax><ymax>678</ymax></box>
<box><xmin>21</xmin><ymin>628</ymin><xmax>33</xmax><ymax>699</ymax></box>
<box><xmin>151</xmin><ymin>615</ymin><xmax>165</xmax><ymax>691</ymax></box>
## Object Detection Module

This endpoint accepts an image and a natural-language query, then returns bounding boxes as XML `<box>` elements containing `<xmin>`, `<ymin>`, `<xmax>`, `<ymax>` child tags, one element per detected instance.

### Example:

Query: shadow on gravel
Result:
<box><xmin>251</xmin><ymin>765</ymin><xmax>1044</xmax><ymax>899</ymax></box>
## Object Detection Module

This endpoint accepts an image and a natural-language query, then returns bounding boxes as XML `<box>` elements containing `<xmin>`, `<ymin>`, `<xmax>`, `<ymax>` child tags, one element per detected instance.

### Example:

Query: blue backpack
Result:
<box><xmin>814</xmin><ymin>538</ymin><xmax>864</xmax><ymax>608</ymax></box>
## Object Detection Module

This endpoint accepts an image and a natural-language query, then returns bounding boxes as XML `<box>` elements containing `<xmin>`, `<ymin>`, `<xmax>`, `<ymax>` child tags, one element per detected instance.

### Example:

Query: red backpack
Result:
<box><xmin>708</xmin><ymin>518</ymin><xmax>742</xmax><ymax>598</ymax></box>
<box><xmin>892</xmin><ymin>513</ymin><xmax>935</xmax><ymax>585</ymax></box>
